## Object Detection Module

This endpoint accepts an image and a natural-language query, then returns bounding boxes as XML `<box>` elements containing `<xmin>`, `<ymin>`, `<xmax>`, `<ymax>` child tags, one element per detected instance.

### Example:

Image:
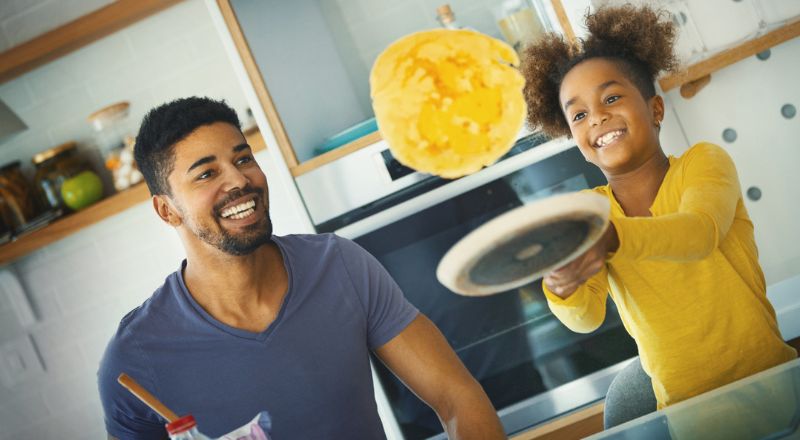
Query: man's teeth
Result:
<box><xmin>221</xmin><ymin>200</ymin><xmax>256</xmax><ymax>219</ymax></box>
<box><xmin>596</xmin><ymin>130</ymin><xmax>623</xmax><ymax>147</ymax></box>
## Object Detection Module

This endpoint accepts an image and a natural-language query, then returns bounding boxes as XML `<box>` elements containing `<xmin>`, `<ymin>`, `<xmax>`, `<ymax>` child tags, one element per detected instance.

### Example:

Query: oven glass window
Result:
<box><xmin>355</xmin><ymin>148</ymin><xmax>638</xmax><ymax>439</ymax></box>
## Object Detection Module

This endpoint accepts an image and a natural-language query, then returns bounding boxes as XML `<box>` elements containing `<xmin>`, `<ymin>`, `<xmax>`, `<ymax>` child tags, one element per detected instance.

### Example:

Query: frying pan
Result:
<box><xmin>437</xmin><ymin>191</ymin><xmax>610</xmax><ymax>296</ymax></box>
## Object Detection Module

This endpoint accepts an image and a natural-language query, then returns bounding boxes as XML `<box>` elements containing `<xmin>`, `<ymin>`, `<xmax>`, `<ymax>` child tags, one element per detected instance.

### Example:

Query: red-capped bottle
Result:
<box><xmin>166</xmin><ymin>415</ymin><xmax>212</xmax><ymax>440</ymax></box>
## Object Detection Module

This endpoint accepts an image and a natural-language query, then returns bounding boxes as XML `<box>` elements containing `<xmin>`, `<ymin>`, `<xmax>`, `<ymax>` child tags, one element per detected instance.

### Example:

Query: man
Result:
<box><xmin>98</xmin><ymin>97</ymin><xmax>505</xmax><ymax>440</ymax></box>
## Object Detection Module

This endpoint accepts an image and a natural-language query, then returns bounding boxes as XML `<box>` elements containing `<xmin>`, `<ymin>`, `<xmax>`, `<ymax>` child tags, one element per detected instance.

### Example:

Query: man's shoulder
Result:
<box><xmin>103</xmin><ymin>271</ymin><xmax>182</xmax><ymax>356</ymax></box>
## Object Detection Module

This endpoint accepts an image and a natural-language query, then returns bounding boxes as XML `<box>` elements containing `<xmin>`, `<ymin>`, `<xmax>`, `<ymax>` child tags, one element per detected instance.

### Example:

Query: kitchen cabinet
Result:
<box><xmin>215</xmin><ymin>0</ymin><xmax>798</xmax><ymax>177</ymax></box>
<box><xmin>588</xmin><ymin>358</ymin><xmax>800</xmax><ymax>440</ymax></box>
<box><xmin>660</xmin><ymin>19</ymin><xmax>800</xmax><ymax>98</ymax></box>
<box><xmin>215</xmin><ymin>0</ymin><xmax>575</xmax><ymax>177</ymax></box>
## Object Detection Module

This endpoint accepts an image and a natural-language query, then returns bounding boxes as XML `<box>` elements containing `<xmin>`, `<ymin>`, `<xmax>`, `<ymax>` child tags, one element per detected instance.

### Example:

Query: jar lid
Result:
<box><xmin>436</xmin><ymin>4</ymin><xmax>453</xmax><ymax>16</ymax></box>
<box><xmin>166</xmin><ymin>415</ymin><xmax>197</xmax><ymax>435</ymax></box>
<box><xmin>32</xmin><ymin>142</ymin><xmax>77</xmax><ymax>165</ymax></box>
<box><xmin>88</xmin><ymin>101</ymin><xmax>130</xmax><ymax>131</ymax></box>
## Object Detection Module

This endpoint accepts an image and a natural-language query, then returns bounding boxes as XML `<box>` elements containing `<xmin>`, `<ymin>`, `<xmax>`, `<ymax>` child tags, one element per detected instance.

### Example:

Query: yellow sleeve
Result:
<box><xmin>542</xmin><ymin>265</ymin><xmax>609</xmax><ymax>333</ymax></box>
<box><xmin>611</xmin><ymin>143</ymin><xmax>741</xmax><ymax>261</ymax></box>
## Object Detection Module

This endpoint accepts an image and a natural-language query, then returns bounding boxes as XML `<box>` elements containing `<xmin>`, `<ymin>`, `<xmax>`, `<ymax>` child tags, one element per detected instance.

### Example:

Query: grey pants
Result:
<box><xmin>604</xmin><ymin>357</ymin><xmax>658</xmax><ymax>429</ymax></box>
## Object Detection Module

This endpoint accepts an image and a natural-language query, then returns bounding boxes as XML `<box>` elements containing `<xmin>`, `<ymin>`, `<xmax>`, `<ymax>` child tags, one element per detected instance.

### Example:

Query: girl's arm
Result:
<box><xmin>611</xmin><ymin>143</ymin><xmax>741</xmax><ymax>262</ymax></box>
<box><xmin>543</xmin><ymin>266</ymin><xmax>610</xmax><ymax>333</ymax></box>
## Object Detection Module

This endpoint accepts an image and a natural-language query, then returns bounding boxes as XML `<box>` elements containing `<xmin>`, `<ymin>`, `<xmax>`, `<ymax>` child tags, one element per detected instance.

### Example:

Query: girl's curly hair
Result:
<box><xmin>521</xmin><ymin>4</ymin><xmax>679</xmax><ymax>138</ymax></box>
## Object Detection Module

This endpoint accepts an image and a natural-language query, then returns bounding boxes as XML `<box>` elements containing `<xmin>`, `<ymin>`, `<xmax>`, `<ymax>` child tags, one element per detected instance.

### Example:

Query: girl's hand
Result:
<box><xmin>543</xmin><ymin>222</ymin><xmax>619</xmax><ymax>299</ymax></box>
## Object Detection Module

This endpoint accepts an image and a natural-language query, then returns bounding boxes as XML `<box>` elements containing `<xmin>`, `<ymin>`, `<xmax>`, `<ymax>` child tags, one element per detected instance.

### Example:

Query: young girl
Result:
<box><xmin>520</xmin><ymin>4</ymin><xmax>797</xmax><ymax>428</ymax></box>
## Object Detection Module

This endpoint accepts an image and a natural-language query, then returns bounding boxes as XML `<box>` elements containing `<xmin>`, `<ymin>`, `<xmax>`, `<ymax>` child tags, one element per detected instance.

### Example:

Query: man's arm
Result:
<box><xmin>375</xmin><ymin>314</ymin><xmax>505</xmax><ymax>440</ymax></box>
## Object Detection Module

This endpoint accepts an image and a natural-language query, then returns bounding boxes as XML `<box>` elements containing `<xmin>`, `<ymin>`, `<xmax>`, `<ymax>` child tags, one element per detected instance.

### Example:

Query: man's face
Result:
<box><xmin>164</xmin><ymin>121</ymin><xmax>272</xmax><ymax>255</ymax></box>
<box><xmin>559</xmin><ymin>58</ymin><xmax>663</xmax><ymax>175</ymax></box>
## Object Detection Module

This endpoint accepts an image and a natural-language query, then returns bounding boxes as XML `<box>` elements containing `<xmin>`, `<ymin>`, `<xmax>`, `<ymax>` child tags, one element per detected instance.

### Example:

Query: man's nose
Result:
<box><xmin>222</xmin><ymin>167</ymin><xmax>249</xmax><ymax>192</ymax></box>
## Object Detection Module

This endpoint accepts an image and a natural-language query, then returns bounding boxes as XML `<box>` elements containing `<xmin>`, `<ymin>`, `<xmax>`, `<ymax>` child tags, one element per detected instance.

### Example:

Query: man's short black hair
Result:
<box><xmin>134</xmin><ymin>96</ymin><xmax>241</xmax><ymax>195</ymax></box>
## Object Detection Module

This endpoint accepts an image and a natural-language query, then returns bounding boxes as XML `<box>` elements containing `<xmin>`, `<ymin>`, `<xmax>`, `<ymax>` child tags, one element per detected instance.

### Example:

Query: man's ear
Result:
<box><xmin>153</xmin><ymin>195</ymin><xmax>182</xmax><ymax>227</ymax></box>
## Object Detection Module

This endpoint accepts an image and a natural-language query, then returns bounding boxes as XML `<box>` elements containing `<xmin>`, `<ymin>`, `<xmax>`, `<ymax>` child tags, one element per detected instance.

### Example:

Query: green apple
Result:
<box><xmin>61</xmin><ymin>170</ymin><xmax>104</xmax><ymax>211</ymax></box>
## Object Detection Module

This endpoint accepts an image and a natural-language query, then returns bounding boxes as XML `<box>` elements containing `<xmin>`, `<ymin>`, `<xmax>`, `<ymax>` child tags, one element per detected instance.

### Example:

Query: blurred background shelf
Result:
<box><xmin>0</xmin><ymin>182</ymin><xmax>151</xmax><ymax>265</ymax></box>
<box><xmin>659</xmin><ymin>19</ymin><xmax>800</xmax><ymax>93</ymax></box>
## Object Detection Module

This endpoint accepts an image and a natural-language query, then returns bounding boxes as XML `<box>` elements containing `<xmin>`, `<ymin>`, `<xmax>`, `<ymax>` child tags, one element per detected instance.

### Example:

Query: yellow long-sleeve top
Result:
<box><xmin>543</xmin><ymin>142</ymin><xmax>796</xmax><ymax>408</ymax></box>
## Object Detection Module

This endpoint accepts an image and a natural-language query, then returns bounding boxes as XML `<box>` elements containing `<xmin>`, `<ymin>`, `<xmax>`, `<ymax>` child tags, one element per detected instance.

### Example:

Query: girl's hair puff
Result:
<box><xmin>521</xmin><ymin>4</ymin><xmax>679</xmax><ymax>138</ymax></box>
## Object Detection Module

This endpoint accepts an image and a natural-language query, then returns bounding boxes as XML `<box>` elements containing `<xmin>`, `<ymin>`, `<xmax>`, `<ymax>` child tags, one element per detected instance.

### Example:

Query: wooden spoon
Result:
<box><xmin>117</xmin><ymin>373</ymin><xmax>179</xmax><ymax>423</ymax></box>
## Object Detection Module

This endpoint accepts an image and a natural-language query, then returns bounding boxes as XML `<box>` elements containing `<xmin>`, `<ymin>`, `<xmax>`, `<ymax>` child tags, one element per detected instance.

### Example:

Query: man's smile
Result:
<box><xmin>220</xmin><ymin>199</ymin><xmax>256</xmax><ymax>219</ymax></box>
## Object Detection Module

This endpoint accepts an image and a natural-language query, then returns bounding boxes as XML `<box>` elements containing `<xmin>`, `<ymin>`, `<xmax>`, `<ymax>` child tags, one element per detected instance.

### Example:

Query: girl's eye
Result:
<box><xmin>606</xmin><ymin>95</ymin><xmax>620</xmax><ymax>104</ymax></box>
<box><xmin>236</xmin><ymin>156</ymin><xmax>253</xmax><ymax>166</ymax></box>
<box><xmin>572</xmin><ymin>112</ymin><xmax>586</xmax><ymax>122</ymax></box>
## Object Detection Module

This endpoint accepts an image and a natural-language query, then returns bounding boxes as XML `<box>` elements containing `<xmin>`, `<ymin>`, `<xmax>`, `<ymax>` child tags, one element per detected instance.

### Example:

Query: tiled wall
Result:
<box><xmin>0</xmin><ymin>0</ymin><xmax>257</xmax><ymax>438</ymax></box>
<box><xmin>0</xmin><ymin>203</ymin><xmax>182</xmax><ymax>439</ymax></box>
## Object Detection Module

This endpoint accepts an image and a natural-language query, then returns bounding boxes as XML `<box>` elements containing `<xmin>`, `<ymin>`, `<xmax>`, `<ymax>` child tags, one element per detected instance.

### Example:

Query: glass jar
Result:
<box><xmin>32</xmin><ymin>142</ymin><xmax>104</xmax><ymax>213</ymax></box>
<box><xmin>0</xmin><ymin>194</ymin><xmax>18</xmax><ymax>242</ymax></box>
<box><xmin>492</xmin><ymin>0</ymin><xmax>552</xmax><ymax>53</ymax></box>
<box><xmin>88</xmin><ymin>101</ymin><xmax>143</xmax><ymax>191</ymax></box>
<box><xmin>0</xmin><ymin>161</ymin><xmax>42</xmax><ymax>230</ymax></box>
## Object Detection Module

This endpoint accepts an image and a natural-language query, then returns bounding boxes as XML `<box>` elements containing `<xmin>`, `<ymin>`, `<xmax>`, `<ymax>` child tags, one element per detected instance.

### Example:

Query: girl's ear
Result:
<box><xmin>153</xmin><ymin>195</ymin><xmax>183</xmax><ymax>227</ymax></box>
<box><xmin>651</xmin><ymin>95</ymin><xmax>665</xmax><ymax>127</ymax></box>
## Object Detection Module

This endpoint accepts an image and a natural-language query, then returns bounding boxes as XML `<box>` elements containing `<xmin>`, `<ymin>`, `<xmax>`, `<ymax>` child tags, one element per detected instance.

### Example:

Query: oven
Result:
<box><xmin>295</xmin><ymin>133</ymin><xmax>638</xmax><ymax>439</ymax></box>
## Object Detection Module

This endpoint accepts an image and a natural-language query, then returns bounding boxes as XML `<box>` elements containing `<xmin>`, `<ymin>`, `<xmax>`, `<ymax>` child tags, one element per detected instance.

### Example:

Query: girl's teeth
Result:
<box><xmin>598</xmin><ymin>130</ymin><xmax>621</xmax><ymax>147</ymax></box>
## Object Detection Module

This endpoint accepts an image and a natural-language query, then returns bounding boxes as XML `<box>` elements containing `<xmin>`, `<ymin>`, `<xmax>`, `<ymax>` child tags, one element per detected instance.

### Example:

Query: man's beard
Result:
<box><xmin>184</xmin><ymin>186</ymin><xmax>274</xmax><ymax>256</ymax></box>
<box><xmin>198</xmin><ymin>215</ymin><xmax>273</xmax><ymax>256</ymax></box>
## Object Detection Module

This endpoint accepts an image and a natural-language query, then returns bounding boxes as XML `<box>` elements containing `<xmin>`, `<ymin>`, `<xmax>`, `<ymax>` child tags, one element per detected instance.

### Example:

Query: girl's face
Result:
<box><xmin>559</xmin><ymin>58</ymin><xmax>664</xmax><ymax>175</ymax></box>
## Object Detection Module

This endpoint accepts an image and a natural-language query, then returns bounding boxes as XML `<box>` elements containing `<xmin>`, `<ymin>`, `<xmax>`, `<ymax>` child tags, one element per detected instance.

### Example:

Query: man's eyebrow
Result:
<box><xmin>186</xmin><ymin>143</ymin><xmax>251</xmax><ymax>174</ymax></box>
<box><xmin>563</xmin><ymin>80</ymin><xmax>623</xmax><ymax>111</ymax></box>
<box><xmin>187</xmin><ymin>156</ymin><xmax>215</xmax><ymax>174</ymax></box>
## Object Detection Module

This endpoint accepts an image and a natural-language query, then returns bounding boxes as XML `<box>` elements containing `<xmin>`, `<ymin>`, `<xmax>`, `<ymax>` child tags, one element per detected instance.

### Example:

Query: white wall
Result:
<box><xmin>662</xmin><ymin>38</ymin><xmax>799</xmax><ymax>286</ymax></box>
<box><xmin>0</xmin><ymin>1</ymin><xmax>270</xmax><ymax>438</ymax></box>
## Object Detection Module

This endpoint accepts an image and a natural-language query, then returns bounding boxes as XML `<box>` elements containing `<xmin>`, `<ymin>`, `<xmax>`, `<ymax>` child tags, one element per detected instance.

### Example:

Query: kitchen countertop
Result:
<box><xmin>587</xmin><ymin>357</ymin><xmax>800</xmax><ymax>439</ymax></box>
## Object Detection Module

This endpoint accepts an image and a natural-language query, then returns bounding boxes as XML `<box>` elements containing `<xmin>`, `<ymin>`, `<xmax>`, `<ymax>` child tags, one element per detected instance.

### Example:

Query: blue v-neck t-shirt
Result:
<box><xmin>98</xmin><ymin>233</ymin><xmax>418</xmax><ymax>439</ymax></box>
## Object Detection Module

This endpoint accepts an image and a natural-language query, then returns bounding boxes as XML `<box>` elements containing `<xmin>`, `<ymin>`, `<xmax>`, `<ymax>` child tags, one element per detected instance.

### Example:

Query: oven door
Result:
<box><xmin>349</xmin><ymin>146</ymin><xmax>638</xmax><ymax>439</ymax></box>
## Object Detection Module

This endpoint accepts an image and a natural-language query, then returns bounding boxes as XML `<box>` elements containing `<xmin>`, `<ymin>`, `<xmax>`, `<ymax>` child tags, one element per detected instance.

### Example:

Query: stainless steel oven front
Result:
<box><xmin>296</xmin><ymin>133</ymin><xmax>638</xmax><ymax>439</ymax></box>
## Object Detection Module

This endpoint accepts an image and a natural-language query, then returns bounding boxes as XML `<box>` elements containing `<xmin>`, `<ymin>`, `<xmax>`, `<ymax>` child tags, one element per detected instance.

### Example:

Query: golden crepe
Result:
<box><xmin>370</xmin><ymin>29</ymin><xmax>526</xmax><ymax>179</ymax></box>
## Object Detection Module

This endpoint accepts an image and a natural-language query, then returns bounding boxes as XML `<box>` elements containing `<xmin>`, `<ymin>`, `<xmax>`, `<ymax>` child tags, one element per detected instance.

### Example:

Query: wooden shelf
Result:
<box><xmin>0</xmin><ymin>0</ymin><xmax>184</xmax><ymax>83</ymax></box>
<box><xmin>659</xmin><ymin>19</ymin><xmax>800</xmax><ymax>92</ymax></box>
<box><xmin>0</xmin><ymin>130</ymin><xmax>266</xmax><ymax>265</ymax></box>
<box><xmin>291</xmin><ymin>131</ymin><xmax>382</xmax><ymax>177</ymax></box>
<box><xmin>0</xmin><ymin>183</ymin><xmax>151</xmax><ymax>265</ymax></box>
